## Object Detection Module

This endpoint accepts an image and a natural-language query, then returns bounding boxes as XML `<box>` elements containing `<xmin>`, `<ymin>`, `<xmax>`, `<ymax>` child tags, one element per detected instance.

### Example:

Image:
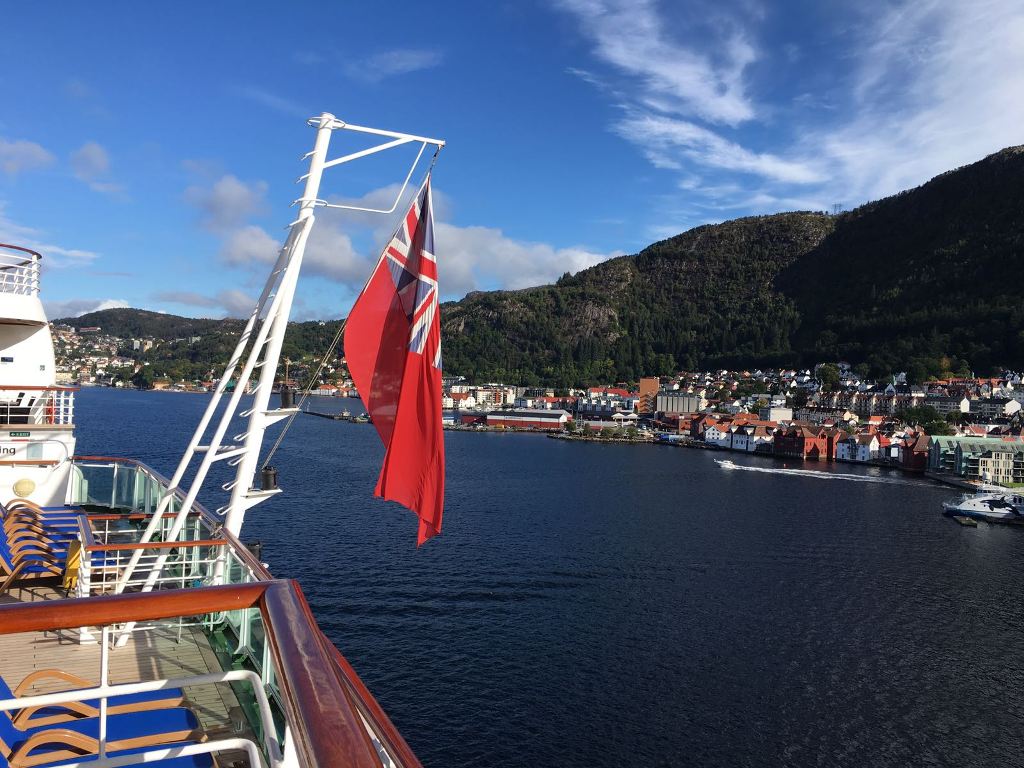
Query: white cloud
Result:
<box><xmin>70</xmin><ymin>142</ymin><xmax>109</xmax><ymax>180</ymax></box>
<box><xmin>557</xmin><ymin>0</ymin><xmax>756</xmax><ymax>126</ymax></box>
<box><xmin>235</xmin><ymin>86</ymin><xmax>308</xmax><ymax>117</ymax></box>
<box><xmin>185</xmin><ymin>175</ymin><xmax>269</xmax><ymax>233</ymax></box>
<box><xmin>0</xmin><ymin>203</ymin><xmax>98</xmax><ymax>267</ymax></box>
<box><xmin>152</xmin><ymin>289</ymin><xmax>256</xmax><ymax>318</ymax></box>
<box><xmin>434</xmin><ymin>223</ymin><xmax>618</xmax><ymax>299</ymax></box>
<box><xmin>220</xmin><ymin>225</ymin><xmax>279</xmax><ymax>265</ymax></box>
<box><xmin>615</xmin><ymin>113</ymin><xmax>823</xmax><ymax>183</ymax></box>
<box><xmin>345</xmin><ymin>48</ymin><xmax>443</xmax><ymax>82</ymax></box>
<box><xmin>198</xmin><ymin>177</ymin><xmax>616</xmax><ymax>305</ymax></box>
<box><xmin>0</xmin><ymin>137</ymin><xmax>55</xmax><ymax>176</ymax></box>
<box><xmin>45</xmin><ymin>298</ymin><xmax>129</xmax><ymax>318</ymax></box>
<box><xmin>561</xmin><ymin>0</ymin><xmax>1024</xmax><ymax>219</ymax></box>
<box><xmin>70</xmin><ymin>141</ymin><xmax>125</xmax><ymax>196</ymax></box>
<box><xmin>809</xmin><ymin>0</ymin><xmax>1024</xmax><ymax>204</ymax></box>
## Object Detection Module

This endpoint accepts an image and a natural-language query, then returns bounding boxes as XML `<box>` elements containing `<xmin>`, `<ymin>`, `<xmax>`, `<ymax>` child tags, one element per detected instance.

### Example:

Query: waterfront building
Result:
<box><xmin>485</xmin><ymin>409</ymin><xmax>571</xmax><ymax>430</ymax></box>
<box><xmin>657</xmin><ymin>392</ymin><xmax>707</xmax><ymax>414</ymax></box>
<box><xmin>759</xmin><ymin>405</ymin><xmax>793</xmax><ymax>422</ymax></box>
<box><xmin>704</xmin><ymin>422</ymin><xmax>732</xmax><ymax>447</ymax></box>
<box><xmin>972</xmin><ymin>449</ymin><xmax>1024</xmax><ymax>485</ymax></box>
<box><xmin>638</xmin><ymin>377</ymin><xmax>660</xmax><ymax>413</ymax></box>
<box><xmin>773</xmin><ymin>426</ymin><xmax>828</xmax><ymax>460</ymax></box>
<box><xmin>730</xmin><ymin>424</ymin><xmax>774</xmax><ymax>453</ymax></box>
<box><xmin>837</xmin><ymin>434</ymin><xmax>881</xmax><ymax>462</ymax></box>
<box><xmin>929</xmin><ymin>435</ymin><xmax>1024</xmax><ymax>479</ymax></box>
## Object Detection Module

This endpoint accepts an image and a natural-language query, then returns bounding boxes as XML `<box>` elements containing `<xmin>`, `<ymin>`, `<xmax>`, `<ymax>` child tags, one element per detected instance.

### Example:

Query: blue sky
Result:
<box><xmin>2</xmin><ymin>0</ymin><xmax>1022</xmax><ymax>320</ymax></box>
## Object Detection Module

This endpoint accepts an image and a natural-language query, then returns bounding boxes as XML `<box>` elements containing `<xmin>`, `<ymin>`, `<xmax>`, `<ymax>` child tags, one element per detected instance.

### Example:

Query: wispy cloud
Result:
<box><xmin>184</xmin><ymin>175</ymin><xmax>269</xmax><ymax>234</ymax></box>
<box><xmin>558</xmin><ymin>0</ymin><xmax>1024</xmax><ymax>223</ymax></box>
<box><xmin>45</xmin><ymin>298</ymin><xmax>129</xmax><ymax>318</ymax></box>
<box><xmin>184</xmin><ymin>175</ymin><xmax>617</xmax><ymax>312</ymax></box>
<box><xmin>152</xmin><ymin>289</ymin><xmax>256</xmax><ymax>318</ymax></box>
<box><xmin>0</xmin><ymin>137</ymin><xmax>55</xmax><ymax>177</ymax></box>
<box><xmin>0</xmin><ymin>203</ymin><xmax>98</xmax><ymax>267</ymax></box>
<box><xmin>809</xmin><ymin>0</ymin><xmax>1024</xmax><ymax>205</ymax></box>
<box><xmin>235</xmin><ymin>85</ymin><xmax>308</xmax><ymax>117</ymax></box>
<box><xmin>344</xmin><ymin>48</ymin><xmax>444</xmax><ymax>82</ymax></box>
<box><xmin>557</xmin><ymin>0</ymin><xmax>756</xmax><ymax>126</ymax></box>
<box><xmin>70</xmin><ymin>141</ymin><xmax>126</xmax><ymax>196</ymax></box>
<box><xmin>614</xmin><ymin>112</ymin><xmax>822</xmax><ymax>183</ymax></box>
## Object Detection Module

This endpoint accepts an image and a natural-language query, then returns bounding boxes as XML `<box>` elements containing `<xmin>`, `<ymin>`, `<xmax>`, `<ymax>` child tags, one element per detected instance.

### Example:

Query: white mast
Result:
<box><xmin>113</xmin><ymin>113</ymin><xmax>444</xmax><ymax>601</ymax></box>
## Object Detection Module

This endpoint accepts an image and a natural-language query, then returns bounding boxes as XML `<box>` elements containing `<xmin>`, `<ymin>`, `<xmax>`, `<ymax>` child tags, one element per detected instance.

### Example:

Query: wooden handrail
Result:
<box><xmin>72</xmin><ymin>455</ymin><xmax>271</xmax><ymax>580</ymax></box>
<box><xmin>85</xmin><ymin>538</ymin><xmax>227</xmax><ymax>552</ymax></box>
<box><xmin>0</xmin><ymin>385</ymin><xmax>76</xmax><ymax>391</ymax></box>
<box><xmin>73</xmin><ymin>456</ymin><xmax>217</xmax><ymax>521</ymax></box>
<box><xmin>0</xmin><ymin>579</ymin><xmax>403</xmax><ymax>767</ymax></box>
<box><xmin>0</xmin><ymin>460</ymin><xmax>60</xmax><ymax>466</ymax></box>
<box><xmin>85</xmin><ymin>512</ymin><xmax>197</xmax><ymax>521</ymax></box>
<box><xmin>0</xmin><ymin>575</ymin><xmax>420</xmax><ymax>767</ymax></box>
<box><xmin>0</xmin><ymin>582</ymin><xmax>269</xmax><ymax>634</ymax></box>
<box><xmin>77</xmin><ymin>514</ymin><xmax>96</xmax><ymax>549</ymax></box>
<box><xmin>260</xmin><ymin>580</ymin><xmax>382</xmax><ymax>768</ymax></box>
<box><xmin>323</xmin><ymin>634</ymin><xmax>424</xmax><ymax>768</ymax></box>
<box><xmin>0</xmin><ymin>243</ymin><xmax>42</xmax><ymax>260</ymax></box>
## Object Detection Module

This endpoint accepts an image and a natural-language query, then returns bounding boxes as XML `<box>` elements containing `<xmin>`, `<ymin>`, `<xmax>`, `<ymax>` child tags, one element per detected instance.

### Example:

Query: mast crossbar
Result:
<box><xmin>111</xmin><ymin>112</ymin><xmax>445</xmax><ymax>624</ymax></box>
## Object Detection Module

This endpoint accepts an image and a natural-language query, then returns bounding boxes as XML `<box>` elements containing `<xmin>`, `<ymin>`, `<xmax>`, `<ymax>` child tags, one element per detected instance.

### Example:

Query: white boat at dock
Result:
<box><xmin>942</xmin><ymin>488</ymin><xmax>1024</xmax><ymax>522</ymax></box>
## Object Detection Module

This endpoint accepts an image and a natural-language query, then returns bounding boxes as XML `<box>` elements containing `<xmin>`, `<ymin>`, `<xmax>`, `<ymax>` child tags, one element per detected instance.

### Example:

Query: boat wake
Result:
<box><xmin>715</xmin><ymin>459</ymin><xmax>922</xmax><ymax>486</ymax></box>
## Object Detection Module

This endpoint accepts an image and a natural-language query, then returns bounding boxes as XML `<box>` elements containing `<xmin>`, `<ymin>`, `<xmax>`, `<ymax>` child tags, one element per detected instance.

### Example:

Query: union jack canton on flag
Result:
<box><xmin>343</xmin><ymin>177</ymin><xmax>445</xmax><ymax>545</ymax></box>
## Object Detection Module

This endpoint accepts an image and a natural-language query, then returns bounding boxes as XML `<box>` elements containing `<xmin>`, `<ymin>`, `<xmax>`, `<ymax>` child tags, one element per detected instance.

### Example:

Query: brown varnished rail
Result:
<box><xmin>0</xmin><ymin>579</ymin><xmax>419</xmax><ymax>767</ymax></box>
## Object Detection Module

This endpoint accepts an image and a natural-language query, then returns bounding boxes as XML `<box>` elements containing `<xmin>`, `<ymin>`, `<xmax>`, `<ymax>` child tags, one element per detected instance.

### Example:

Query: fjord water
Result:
<box><xmin>76</xmin><ymin>389</ymin><xmax>1024</xmax><ymax>767</ymax></box>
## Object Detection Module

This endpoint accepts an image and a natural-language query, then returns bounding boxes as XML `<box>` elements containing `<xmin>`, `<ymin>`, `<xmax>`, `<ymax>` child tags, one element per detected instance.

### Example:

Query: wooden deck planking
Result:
<box><xmin>0</xmin><ymin>584</ymin><xmax>256</xmax><ymax>765</ymax></box>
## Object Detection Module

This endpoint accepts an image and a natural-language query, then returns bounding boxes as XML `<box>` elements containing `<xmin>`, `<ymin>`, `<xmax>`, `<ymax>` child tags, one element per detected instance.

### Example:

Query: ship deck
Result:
<box><xmin>0</xmin><ymin>584</ymin><xmax>254</xmax><ymax>765</ymax></box>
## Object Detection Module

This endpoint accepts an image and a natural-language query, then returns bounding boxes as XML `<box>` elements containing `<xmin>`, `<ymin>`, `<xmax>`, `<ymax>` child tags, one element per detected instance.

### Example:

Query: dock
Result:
<box><xmin>952</xmin><ymin>515</ymin><xmax>979</xmax><ymax>527</ymax></box>
<box><xmin>302</xmin><ymin>410</ymin><xmax>368</xmax><ymax>423</ymax></box>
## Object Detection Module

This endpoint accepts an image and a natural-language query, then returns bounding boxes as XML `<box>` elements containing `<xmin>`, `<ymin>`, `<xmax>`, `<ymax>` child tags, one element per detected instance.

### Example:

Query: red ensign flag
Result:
<box><xmin>343</xmin><ymin>177</ymin><xmax>445</xmax><ymax>544</ymax></box>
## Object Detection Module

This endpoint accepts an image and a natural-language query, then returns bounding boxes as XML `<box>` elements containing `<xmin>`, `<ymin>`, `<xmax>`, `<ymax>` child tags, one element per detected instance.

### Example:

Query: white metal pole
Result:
<box><xmin>114</xmin><ymin>242</ymin><xmax>293</xmax><ymax>594</ymax></box>
<box><xmin>99</xmin><ymin>626</ymin><xmax>110</xmax><ymax>759</ymax></box>
<box><xmin>223</xmin><ymin>112</ymin><xmax>334</xmax><ymax>536</ymax></box>
<box><xmin>112</xmin><ymin>116</ymin><xmax>334</xmax><ymax>637</ymax></box>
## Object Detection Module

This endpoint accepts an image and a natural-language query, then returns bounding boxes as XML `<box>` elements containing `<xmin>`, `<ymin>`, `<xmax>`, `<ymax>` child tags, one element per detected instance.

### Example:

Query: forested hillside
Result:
<box><xmin>441</xmin><ymin>146</ymin><xmax>1024</xmax><ymax>385</ymax></box>
<box><xmin>62</xmin><ymin>146</ymin><xmax>1024</xmax><ymax>386</ymax></box>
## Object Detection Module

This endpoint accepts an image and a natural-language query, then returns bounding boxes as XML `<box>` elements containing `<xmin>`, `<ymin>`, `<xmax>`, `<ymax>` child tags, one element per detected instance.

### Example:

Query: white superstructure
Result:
<box><xmin>0</xmin><ymin>244</ymin><xmax>77</xmax><ymax>505</ymax></box>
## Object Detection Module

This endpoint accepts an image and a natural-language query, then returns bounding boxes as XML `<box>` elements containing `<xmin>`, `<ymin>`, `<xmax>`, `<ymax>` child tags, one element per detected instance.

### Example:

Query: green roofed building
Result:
<box><xmin>929</xmin><ymin>435</ymin><xmax>1024</xmax><ymax>483</ymax></box>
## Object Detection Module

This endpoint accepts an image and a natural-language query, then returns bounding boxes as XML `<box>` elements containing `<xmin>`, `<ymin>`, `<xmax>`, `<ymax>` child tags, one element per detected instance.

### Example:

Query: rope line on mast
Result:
<box><xmin>261</xmin><ymin>317</ymin><xmax>347</xmax><ymax>470</ymax></box>
<box><xmin>259</xmin><ymin>148</ymin><xmax>442</xmax><ymax>472</ymax></box>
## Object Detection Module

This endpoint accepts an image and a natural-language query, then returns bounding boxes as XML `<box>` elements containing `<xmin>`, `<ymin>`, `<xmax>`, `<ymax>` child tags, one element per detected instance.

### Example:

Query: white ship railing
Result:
<box><xmin>0</xmin><ymin>385</ymin><xmax>76</xmax><ymax>425</ymax></box>
<box><xmin>70</xmin><ymin>457</ymin><xmax>281</xmax><ymax>701</ymax></box>
<box><xmin>0</xmin><ymin>243</ymin><xmax>41</xmax><ymax>296</ymax></box>
<box><xmin>0</xmin><ymin>581</ymin><xmax>419</xmax><ymax>768</ymax></box>
<box><xmin>0</xmin><ymin>626</ymin><xmax>282</xmax><ymax>768</ymax></box>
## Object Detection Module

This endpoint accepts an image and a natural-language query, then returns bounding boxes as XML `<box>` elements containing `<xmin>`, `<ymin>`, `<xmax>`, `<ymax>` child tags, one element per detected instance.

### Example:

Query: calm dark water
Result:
<box><xmin>75</xmin><ymin>388</ymin><xmax>1024</xmax><ymax>767</ymax></box>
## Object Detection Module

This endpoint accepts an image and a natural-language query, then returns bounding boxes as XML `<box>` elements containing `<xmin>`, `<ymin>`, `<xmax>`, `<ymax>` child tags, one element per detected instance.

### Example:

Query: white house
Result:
<box><xmin>853</xmin><ymin>434</ymin><xmax>880</xmax><ymax>461</ymax></box>
<box><xmin>730</xmin><ymin>425</ymin><xmax>773</xmax><ymax>453</ymax></box>
<box><xmin>704</xmin><ymin>423</ymin><xmax>732</xmax><ymax>447</ymax></box>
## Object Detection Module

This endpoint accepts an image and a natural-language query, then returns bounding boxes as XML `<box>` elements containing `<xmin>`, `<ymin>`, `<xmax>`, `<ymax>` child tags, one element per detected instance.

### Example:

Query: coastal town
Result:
<box><xmin>52</xmin><ymin>324</ymin><xmax>1024</xmax><ymax>490</ymax></box>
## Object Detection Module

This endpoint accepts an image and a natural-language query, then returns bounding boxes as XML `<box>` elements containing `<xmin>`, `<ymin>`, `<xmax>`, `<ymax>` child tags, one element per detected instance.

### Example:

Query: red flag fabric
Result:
<box><xmin>343</xmin><ymin>177</ymin><xmax>444</xmax><ymax>544</ymax></box>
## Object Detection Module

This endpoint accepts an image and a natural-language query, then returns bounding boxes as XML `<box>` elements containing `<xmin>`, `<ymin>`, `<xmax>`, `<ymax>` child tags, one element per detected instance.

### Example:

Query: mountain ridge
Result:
<box><xmin>59</xmin><ymin>146</ymin><xmax>1024</xmax><ymax>385</ymax></box>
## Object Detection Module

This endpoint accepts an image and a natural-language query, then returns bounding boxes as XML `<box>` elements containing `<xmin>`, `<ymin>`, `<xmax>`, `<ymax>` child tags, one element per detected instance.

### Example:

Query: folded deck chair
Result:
<box><xmin>0</xmin><ymin>740</ymin><xmax>214</xmax><ymax>768</ymax></box>
<box><xmin>0</xmin><ymin>671</ymin><xmax>185</xmax><ymax>728</ymax></box>
<box><xmin>0</xmin><ymin>535</ymin><xmax>62</xmax><ymax>589</ymax></box>
<box><xmin>0</xmin><ymin>706</ymin><xmax>202</xmax><ymax>768</ymax></box>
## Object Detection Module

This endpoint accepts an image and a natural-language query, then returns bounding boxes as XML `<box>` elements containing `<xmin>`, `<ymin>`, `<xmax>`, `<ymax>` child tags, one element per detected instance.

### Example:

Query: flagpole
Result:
<box><xmin>222</xmin><ymin>113</ymin><xmax>334</xmax><ymax>536</ymax></box>
<box><xmin>118</xmin><ymin>113</ymin><xmax>444</xmax><ymax>613</ymax></box>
